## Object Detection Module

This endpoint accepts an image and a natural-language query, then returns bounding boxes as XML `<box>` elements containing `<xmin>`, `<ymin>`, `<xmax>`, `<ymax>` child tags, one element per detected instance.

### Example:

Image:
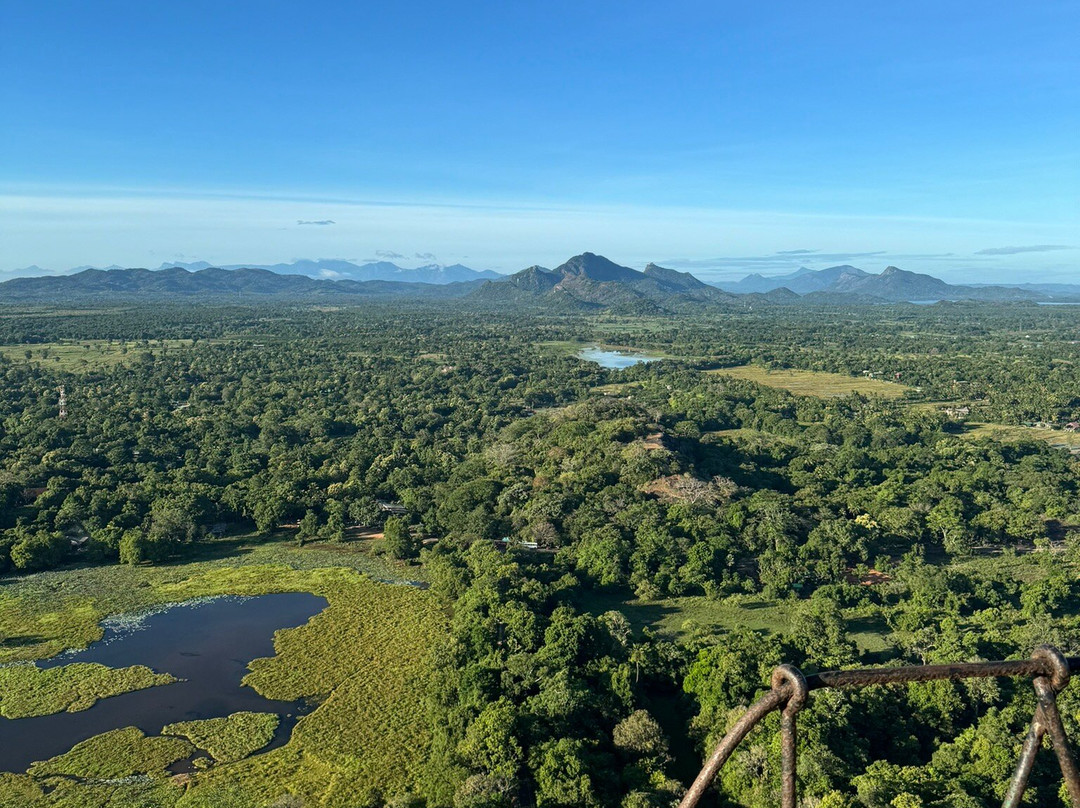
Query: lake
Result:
<box><xmin>0</xmin><ymin>592</ymin><xmax>327</xmax><ymax>773</ymax></box>
<box><xmin>578</xmin><ymin>347</ymin><xmax>661</xmax><ymax>369</ymax></box>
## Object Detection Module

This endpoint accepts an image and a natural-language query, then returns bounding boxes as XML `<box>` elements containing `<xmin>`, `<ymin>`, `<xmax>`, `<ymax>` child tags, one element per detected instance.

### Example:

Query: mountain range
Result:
<box><xmin>165</xmin><ymin>259</ymin><xmax>500</xmax><ymax>284</ymax></box>
<box><xmin>715</xmin><ymin>264</ymin><xmax>1051</xmax><ymax>302</ymax></box>
<box><xmin>719</xmin><ymin>265</ymin><xmax>870</xmax><ymax>295</ymax></box>
<box><xmin>0</xmin><ymin>266</ymin><xmax>488</xmax><ymax>303</ymax></box>
<box><xmin>4</xmin><ymin>259</ymin><xmax>499</xmax><ymax>285</ymax></box>
<box><xmin>1</xmin><ymin>254</ymin><xmax>1076</xmax><ymax>307</ymax></box>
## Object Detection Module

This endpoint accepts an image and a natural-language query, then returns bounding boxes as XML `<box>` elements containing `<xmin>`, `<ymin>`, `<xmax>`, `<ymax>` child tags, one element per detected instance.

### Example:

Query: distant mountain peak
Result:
<box><xmin>555</xmin><ymin>253</ymin><xmax>641</xmax><ymax>283</ymax></box>
<box><xmin>158</xmin><ymin>260</ymin><xmax>214</xmax><ymax>271</ymax></box>
<box><xmin>472</xmin><ymin>253</ymin><xmax>736</xmax><ymax>311</ymax></box>
<box><xmin>5</xmin><ymin>265</ymin><xmax>52</xmax><ymax>277</ymax></box>
<box><xmin>717</xmin><ymin>264</ymin><xmax>869</xmax><ymax>294</ymax></box>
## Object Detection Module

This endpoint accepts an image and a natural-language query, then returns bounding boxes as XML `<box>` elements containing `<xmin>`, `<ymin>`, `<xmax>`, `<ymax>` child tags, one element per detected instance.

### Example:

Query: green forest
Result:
<box><xmin>3</xmin><ymin>300</ymin><xmax>1080</xmax><ymax>808</ymax></box>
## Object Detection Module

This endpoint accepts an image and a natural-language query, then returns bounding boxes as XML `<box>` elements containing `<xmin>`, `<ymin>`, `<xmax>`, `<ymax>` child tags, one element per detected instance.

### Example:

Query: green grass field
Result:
<box><xmin>577</xmin><ymin>591</ymin><xmax>896</xmax><ymax>657</ymax></box>
<box><xmin>0</xmin><ymin>339</ymin><xmax>210</xmax><ymax>371</ymax></box>
<box><xmin>707</xmin><ymin>365</ymin><xmax>910</xmax><ymax>398</ymax></box>
<box><xmin>706</xmin><ymin>427</ymin><xmax>800</xmax><ymax>445</ymax></box>
<box><xmin>591</xmin><ymin>381</ymin><xmax>643</xmax><ymax>395</ymax></box>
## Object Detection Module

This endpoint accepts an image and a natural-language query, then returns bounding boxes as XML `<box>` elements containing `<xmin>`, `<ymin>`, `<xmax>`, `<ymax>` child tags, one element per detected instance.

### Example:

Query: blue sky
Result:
<box><xmin>1</xmin><ymin>1</ymin><xmax>1077</xmax><ymax>281</ymax></box>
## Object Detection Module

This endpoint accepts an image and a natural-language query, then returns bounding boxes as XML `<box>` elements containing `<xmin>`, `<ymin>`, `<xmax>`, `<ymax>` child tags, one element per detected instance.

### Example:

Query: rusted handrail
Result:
<box><xmin>679</xmin><ymin>646</ymin><xmax>1080</xmax><ymax>808</ymax></box>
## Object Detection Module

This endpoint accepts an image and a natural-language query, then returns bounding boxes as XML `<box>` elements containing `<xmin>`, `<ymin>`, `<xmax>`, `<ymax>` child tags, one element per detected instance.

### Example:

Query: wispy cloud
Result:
<box><xmin>375</xmin><ymin>250</ymin><xmax>406</xmax><ymax>260</ymax></box>
<box><xmin>657</xmin><ymin>250</ymin><xmax>979</xmax><ymax>280</ymax></box>
<box><xmin>791</xmin><ymin>251</ymin><xmax>891</xmax><ymax>263</ymax></box>
<box><xmin>415</xmin><ymin>252</ymin><xmax>437</xmax><ymax>260</ymax></box>
<box><xmin>296</xmin><ymin>219</ymin><xmax>335</xmax><ymax>226</ymax></box>
<box><xmin>663</xmin><ymin>251</ymin><xmax>891</xmax><ymax>273</ymax></box>
<box><xmin>975</xmin><ymin>244</ymin><xmax>1072</xmax><ymax>256</ymax></box>
<box><xmin>4</xmin><ymin>189</ymin><xmax>1075</xmax><ymax>282</ymax></box>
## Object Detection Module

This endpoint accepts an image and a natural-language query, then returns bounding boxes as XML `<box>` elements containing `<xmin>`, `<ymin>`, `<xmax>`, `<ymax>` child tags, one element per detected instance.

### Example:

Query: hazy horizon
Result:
<box><xmin>5</xmin><ymin>245</ymin><xmax>1080</xmax><ymax>287</ymax></box>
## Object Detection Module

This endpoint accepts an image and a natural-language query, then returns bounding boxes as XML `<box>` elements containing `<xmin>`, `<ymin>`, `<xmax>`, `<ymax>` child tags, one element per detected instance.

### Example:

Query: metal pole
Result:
<box><xmin>1034</xmin><ymin>677</ymin><xmax>1080</xmax><ymax>808</ymax></box>
<box><xmin>773</xmin><ymin>665</ymin><xmax>808</xmax><ymax>808</ymax></box>
<box><xmin>1001</xmin><ymin>716</ymin><xmax>1044</xmax><ymax>808</ymax></box>
<box><xmin>677</xmin><ymin>687</ymin><xmax>789</xmax><ymax>808</ymax></box>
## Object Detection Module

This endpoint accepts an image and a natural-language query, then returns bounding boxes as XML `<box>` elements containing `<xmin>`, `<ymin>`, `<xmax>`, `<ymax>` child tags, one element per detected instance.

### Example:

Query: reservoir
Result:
<box><xmin>0</xmin><ymin>592</ymin><xmax>327</xmax><ymax>773</ymax></box>
<box><xmin>579</xmin><ymin>347</ymin><xmax>661</xmax><ymax>369</ymax></box>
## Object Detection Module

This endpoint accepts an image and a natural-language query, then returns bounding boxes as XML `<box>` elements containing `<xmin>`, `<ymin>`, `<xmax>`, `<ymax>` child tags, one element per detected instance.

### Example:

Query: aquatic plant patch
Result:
<box><xmin>27</xmin><ymin>727</ymin><xmax>193</xmax><ymax>779</ymax></box>
<box><xmin>0</xmin><ymin>662</ymin><xmax>178</xmax><ymax>718</ymax></box>
<box><xmin>162</xmin><ymin>712</ymin><xmax>279</xmax><ymax>763</ymax></box>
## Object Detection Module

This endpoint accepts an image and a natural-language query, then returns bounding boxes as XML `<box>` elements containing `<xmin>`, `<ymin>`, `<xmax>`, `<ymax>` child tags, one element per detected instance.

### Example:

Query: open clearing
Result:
<box><xmin>707</xmin><ymin>365</ymin><xmax>910</xmax><ymax>398</ymax></box>
<box><xmin>963</xmin><ymin>422</ymin><xmax>1080</xmax><ymax>450</ymax></box>
<box><xmin>706</xmin><ymin>427</ymin><xmax>800</xmax><ymax>445</ymax></box>
<box><xmin>0</xmin><ymin>339</ymin><xmax>216</xmax><ymax>371</ymax></box>
<box><xmin>577</xmin><ymin>591</ymin><xmax>895</xmax><ymax>657</ymax></box>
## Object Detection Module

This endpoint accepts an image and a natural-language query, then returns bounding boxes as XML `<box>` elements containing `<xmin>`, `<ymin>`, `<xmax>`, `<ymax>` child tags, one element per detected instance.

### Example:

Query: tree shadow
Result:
<box><xmin>846</xmin><ymin>614</ymin><xmax>898</xmax><ymax>665</ymax></box>
<box><xmin>569</xmin><ymin>586</ymin><xmax>679</xmax><ymax>633</ymax></box>
<box><xmin>738</xmin><ymin>598</ymin><xmax>775</xmax><ymax>611</ymax></box>
<box><xmin>157</xmin><ymin>536</ymin><xmax>256</xmax><ymax>567</ymax></box>
<box><xmin>0</xmin><ymin>634</ymin><xmax>44</xmax><ymax>648</ymax></box>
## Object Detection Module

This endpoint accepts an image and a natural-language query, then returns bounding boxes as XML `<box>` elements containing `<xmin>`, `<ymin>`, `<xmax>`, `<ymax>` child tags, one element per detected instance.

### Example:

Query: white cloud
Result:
<box><xmin>975</xmin><ymin>244</ymin><xmax>1072</xmax><ymax>256</ymax></box>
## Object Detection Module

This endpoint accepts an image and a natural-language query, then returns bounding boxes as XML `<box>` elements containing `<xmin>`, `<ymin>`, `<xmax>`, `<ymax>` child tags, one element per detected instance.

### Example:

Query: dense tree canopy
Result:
<box><xmin>3</xmin><ymin>301</ymin><xmax>1080</xmax><ymax>807</ymax></box>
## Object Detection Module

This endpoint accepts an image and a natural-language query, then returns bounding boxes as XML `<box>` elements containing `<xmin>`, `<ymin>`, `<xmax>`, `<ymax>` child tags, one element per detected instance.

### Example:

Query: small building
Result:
<box><xmin>376</xmin><ymin>501</ymin><xmax>408</xmax><ymax>515</ymax></box>
<box><xmin>494</xmin><ymin>536</ymin><xmax>541</xmax><ymax>551</ymax></box>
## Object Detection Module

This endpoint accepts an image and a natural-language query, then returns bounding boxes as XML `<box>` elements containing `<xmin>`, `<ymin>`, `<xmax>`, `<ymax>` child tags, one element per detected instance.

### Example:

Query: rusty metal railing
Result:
<box><xmin>679</xmin><ymin>646</ymin><xmax>1080</xmax><ymax>808</ymax></box>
